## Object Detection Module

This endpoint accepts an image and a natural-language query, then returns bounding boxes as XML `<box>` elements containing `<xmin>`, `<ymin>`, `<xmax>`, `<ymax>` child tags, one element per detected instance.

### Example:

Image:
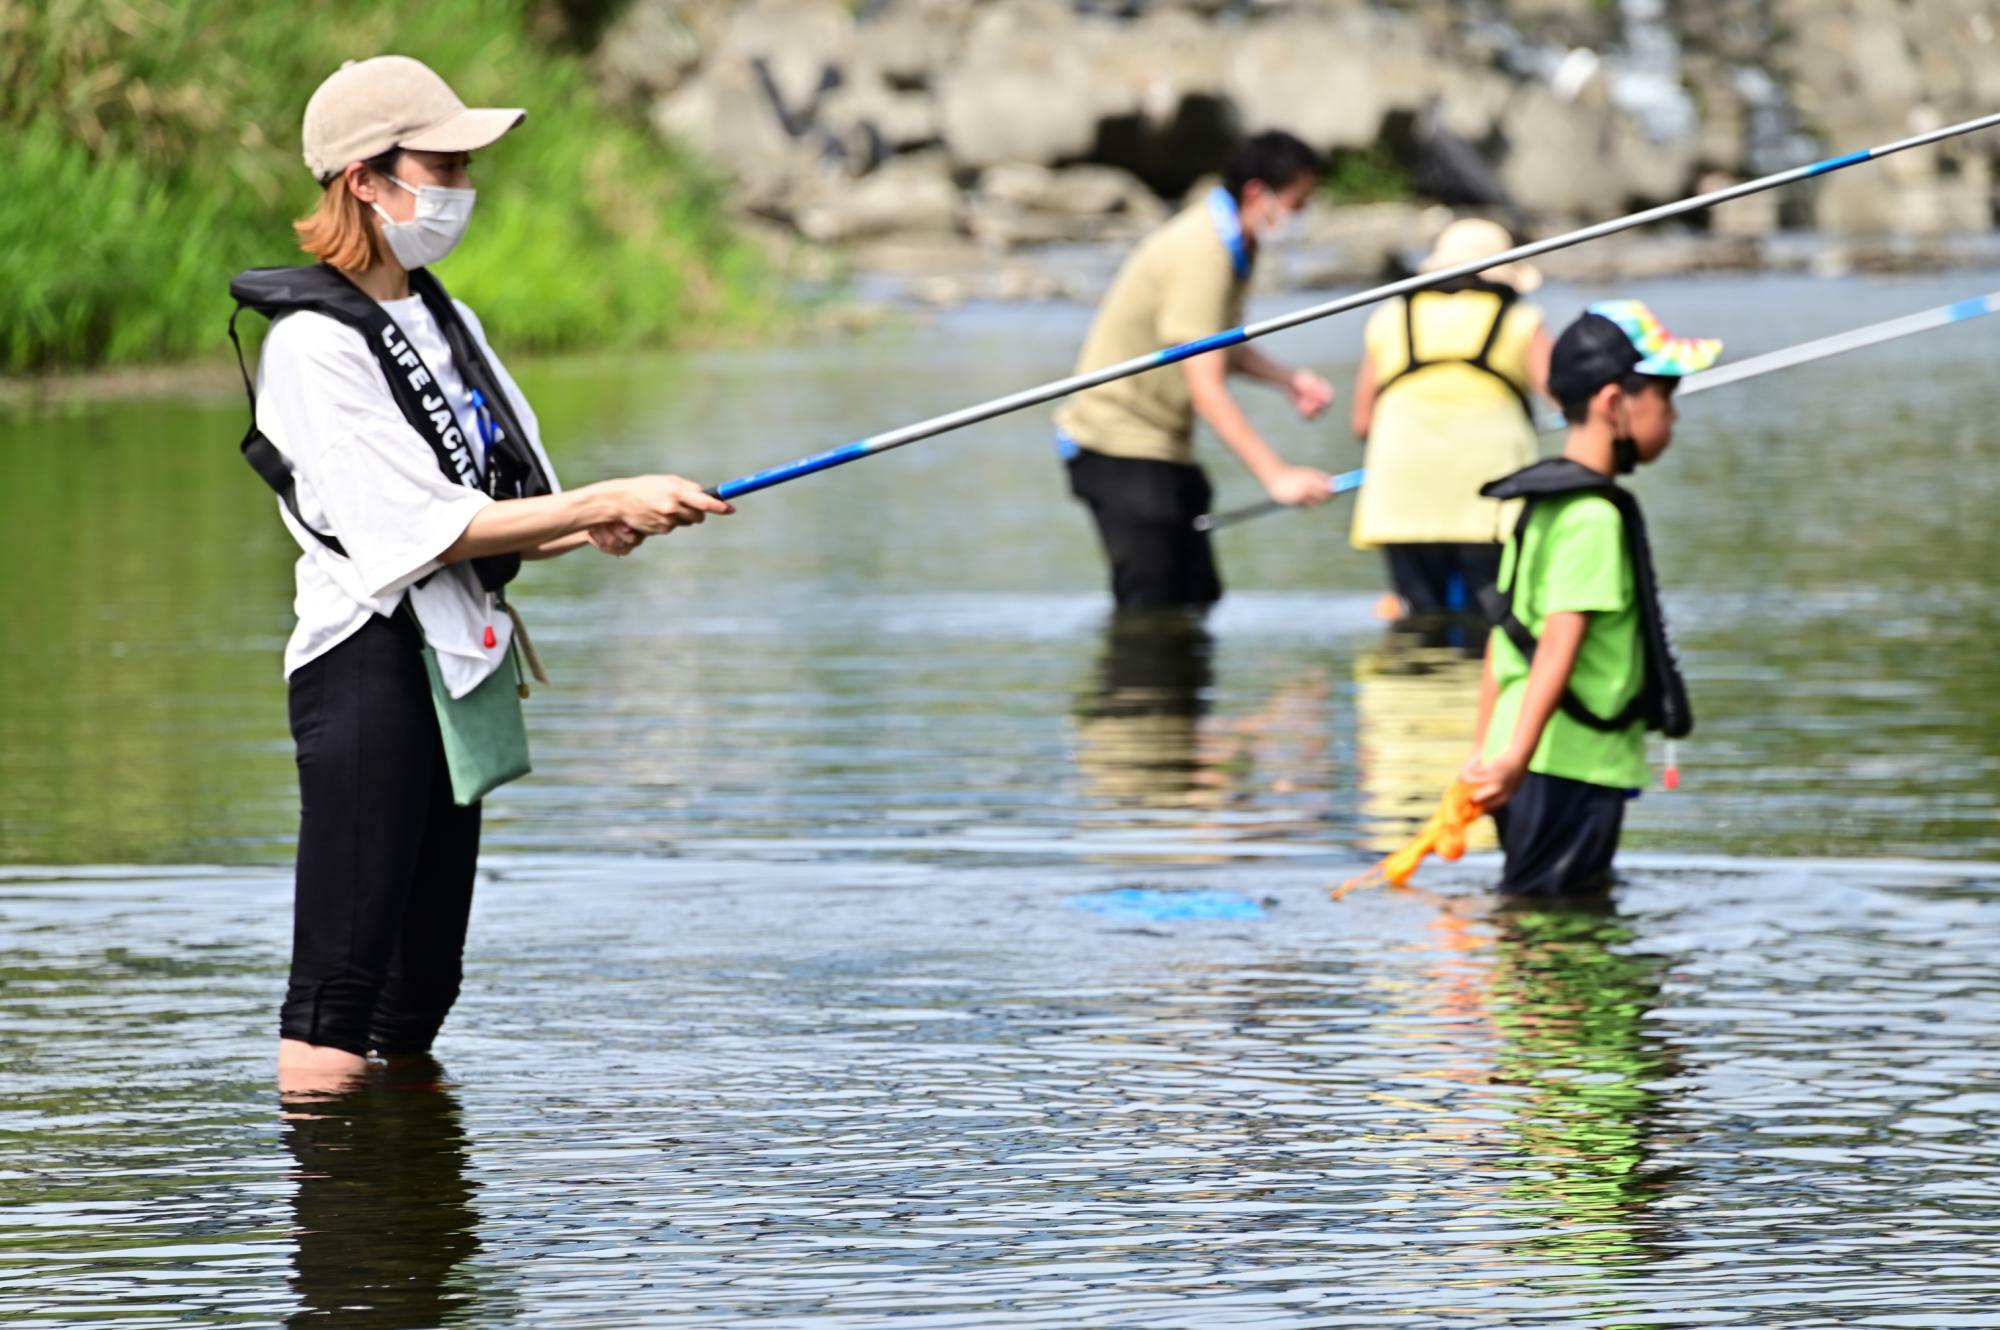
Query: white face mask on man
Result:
<box><xmin>371</xmin><ymin>173</ymin><xmax>476</xmax><ymax>270</ymax></box>
<box><xmin>1259</xmin><ymin>209</ymin><xmax>1301</xmax><ymax>246</ymax></box>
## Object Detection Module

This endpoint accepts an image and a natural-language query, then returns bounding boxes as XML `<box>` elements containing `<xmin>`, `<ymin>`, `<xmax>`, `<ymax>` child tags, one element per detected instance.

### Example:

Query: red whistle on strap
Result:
<box><xmin>483</xmin><ymin>624</ymin><xmax>496</xmax><ymax>649</ymax></box>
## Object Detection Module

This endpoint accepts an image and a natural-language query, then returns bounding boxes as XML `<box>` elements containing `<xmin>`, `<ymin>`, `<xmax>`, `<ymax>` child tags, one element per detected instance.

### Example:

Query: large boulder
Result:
<box><xmin>979</xmin><ymin>163</ymin><xmax>1165</xmax><ymax>221</ymax></box>
<box><xmin>651</xmin><ymin>0</ymin><xmax>860</xmax><ymax>185</ymax></box>
<box><xmin>817</xmin><ymin>76</ymin><xmax>941</xmax><ymax>160</ymax></box>
<box><xmin>1083</xmin><ymin>9</ymin><xmax>1237</xmax><ymax>195</ymax></box>
<box><xmin>591</xmin><ymin>0</ymin><xmax>707</xmax><ymax>106</ymax></box>
<box><xmin>653</xmin><ymin>63</ymin><xmax>808</xmax><ymax>201</ymax></box>
<box><xmin>1495</xmin><ymin>88</ymin><xmax>1629</xmax><ymax>218</ymax></box>
<box><xmin>937</xmin><ymin>2</ymin><xmax>1103</xmax><ymax>170</ymax></box>
<box><xmin>792</xmin><ymin>152</ymin><xmax>962</xmax><ymax>243</ymax></box>
<box><xmin>855</xmin><ymin>0</ymin><xmax>974</xmax><ymax>92</ymax></box>
<box><xmin>1813</xmin><ymin>137</ymin><xmax>1992</xmax><ymax>235</ymax></box>
<box><xmin>1226</xmin><ymin>13</ymin><xmax>1441</xmax><ymax>153</ymax></box>
<box><xmin>966</xmin><ymin>162</ymin><xmax>1167</xmax><ymax>249</ymax></box>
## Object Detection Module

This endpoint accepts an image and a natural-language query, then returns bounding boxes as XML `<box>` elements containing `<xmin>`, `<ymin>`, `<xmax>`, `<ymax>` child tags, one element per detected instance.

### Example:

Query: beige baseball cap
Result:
<box><xmin>302</xmin><ymin>55</ymin><xmax>524</xmax><ymax>182</ymax></box>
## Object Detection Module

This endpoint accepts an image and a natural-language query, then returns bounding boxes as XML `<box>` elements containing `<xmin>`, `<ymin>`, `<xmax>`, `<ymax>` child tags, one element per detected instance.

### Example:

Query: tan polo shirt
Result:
<box><xmin>1055</xmin><ymin>201</ymin><xmax>1248</xmax><ymax>467</ymax></box>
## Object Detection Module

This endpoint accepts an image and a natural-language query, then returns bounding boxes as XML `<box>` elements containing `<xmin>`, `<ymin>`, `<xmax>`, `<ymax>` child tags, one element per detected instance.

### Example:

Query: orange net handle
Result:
<box><xmin>1334</xmin><ymin>781</ymin><xmax>1487</xmax><ymax>901</ymax></box>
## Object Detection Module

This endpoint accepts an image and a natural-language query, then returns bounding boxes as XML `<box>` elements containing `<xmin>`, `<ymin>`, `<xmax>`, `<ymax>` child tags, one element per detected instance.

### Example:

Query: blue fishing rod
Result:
<box><xmin>707</xmin><ymin>111</ymin><xmax>2000</xmax><ymax>503</ymax></box>
<box><xmin>1195</xmin><ymin>287</ymin><xmax>2000</xmax><ymax>531</ymax></box>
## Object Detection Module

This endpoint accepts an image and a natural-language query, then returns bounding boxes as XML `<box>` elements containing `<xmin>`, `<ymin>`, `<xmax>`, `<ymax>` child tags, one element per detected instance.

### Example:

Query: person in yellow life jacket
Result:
<box><xmin>1057</xmin><ymin>131</ymin><xmax>1338</xmax><ymax>613</ymax></box>
<box><xmin>1348</xmin><ymin>220</ymin><xmax>1553</xmax><ymax>621</ymax></box>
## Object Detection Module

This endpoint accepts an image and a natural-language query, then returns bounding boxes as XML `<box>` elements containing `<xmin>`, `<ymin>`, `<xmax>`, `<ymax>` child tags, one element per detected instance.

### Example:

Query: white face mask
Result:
<box><xmin>1259</xmin><ymin>208</ymin><xmax>1300</xmax><ymax>247</ymax></box>
<box><xmin>371</xmin><ymin>173</ymin><xmax>476</xmax><ymax>270</ymax></box>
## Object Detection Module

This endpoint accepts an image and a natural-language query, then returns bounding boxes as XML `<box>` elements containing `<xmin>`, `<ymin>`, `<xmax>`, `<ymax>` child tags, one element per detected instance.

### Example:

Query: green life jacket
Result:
<box><xmin>1478</xmin><ymin>458</ymin><xmax>1693</xmax><ymax>739</ymax></box>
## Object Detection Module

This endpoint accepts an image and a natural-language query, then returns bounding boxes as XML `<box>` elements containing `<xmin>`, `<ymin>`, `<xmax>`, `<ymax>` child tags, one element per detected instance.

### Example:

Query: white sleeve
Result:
<box><xmin>256</xmin><ymin>313</ymin><xmax>493</xmax><ymax>599</ymax></box>
<box><xmin>456</xmin><ymin>301</ymin><xmax>561</xmax><ymax>494</ymax></box>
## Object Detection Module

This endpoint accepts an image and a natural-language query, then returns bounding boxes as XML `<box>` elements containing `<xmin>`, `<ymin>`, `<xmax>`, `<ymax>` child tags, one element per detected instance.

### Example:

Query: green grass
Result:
<box><xmin>1318</xmin><ymin>144</ymin><xmax>1415</xmax><ymax>206</ymax></box>
<box><xmin>0</xmin><ymin>0</ymin><xmax>772</xmax><ymax>372</ymax></box>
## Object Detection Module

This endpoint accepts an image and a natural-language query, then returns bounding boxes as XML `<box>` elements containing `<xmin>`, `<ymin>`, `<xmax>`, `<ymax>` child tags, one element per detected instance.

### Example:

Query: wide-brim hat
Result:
<box><xmin>303</xmin><ymin>55</ymin><xmax>524</xmax><ymax>182</ymax></box>
<box><xmin>1417</xmin><ymin>217</ymin><xmax>1543</xmax><ymax>293</ymax></box>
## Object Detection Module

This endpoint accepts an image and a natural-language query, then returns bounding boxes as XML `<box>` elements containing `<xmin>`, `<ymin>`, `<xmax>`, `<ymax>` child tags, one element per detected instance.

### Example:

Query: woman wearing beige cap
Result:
<box><xmin>1347</xmin><ymin>218</ymin><xmax>1553</xmax><ymax>623</ymax></box>
<box><xmin>229</xmin><ymin>56</ymin><xmax>731</xmax><ymax>1092</ymax></box>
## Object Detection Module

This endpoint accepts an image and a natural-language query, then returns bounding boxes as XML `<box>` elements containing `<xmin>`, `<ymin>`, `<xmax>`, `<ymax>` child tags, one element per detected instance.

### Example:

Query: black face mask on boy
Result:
<box><xmin>1610</xmin><ymin>392</ymin><xmax>1640</xmax><ymax>475</ymax></box>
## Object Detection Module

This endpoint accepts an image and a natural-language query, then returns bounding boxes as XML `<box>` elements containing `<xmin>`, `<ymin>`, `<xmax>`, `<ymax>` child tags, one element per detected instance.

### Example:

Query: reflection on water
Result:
<box><xmin>1351</xmin><ymin>630</ymin><xmax>1497</xmax><ymax>855</ymax></box>
<box><xmin>5</xmin><ymin>273</ymin><xmax>2000</xmax><ymax>1324</ymax></box>
<box><xmin>1486</xmin><ymin>899</ymin><xmax>1674</xmax><ymax>1277</ymax></box>
<box><xmin>284</xmin><ymin>1069</ymin><xmax>487</xmax><ymax>1329</ymax></box>
<box><xmin>1071</xmin><ymin>612</ymin><xmax>1335</xmax><ymax>849</ymax></box>
<box><xmin>4</xmin><ymin>858</ymin><xmax>2000</xmax><ymax>1324</ymax></box>
<box><xmin>1071</xmin><ymin>613</ymin><xmax>1215</xmax><ymax>808</ymax></box>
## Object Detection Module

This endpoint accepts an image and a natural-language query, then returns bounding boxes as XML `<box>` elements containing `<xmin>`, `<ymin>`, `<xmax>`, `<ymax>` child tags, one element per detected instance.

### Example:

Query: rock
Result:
<box><xmin>1081</xmin><ymin>9</ymin><xmax>1237</xmax><ymax>195</ymax></box>
<box><xmin>715</xmin><ymin>0</ymin><xmax>855</xmax><ymax>115</ymax></box>
<box><xmin>653</xmin><ymin>63</ymin><xmax>810</xmax><ymax>199</ymax></box>
<box><xmin>1813</xmin><ymin>144</ymin><xmax>1992</xmax><ymax>235</ymax></box>
<box><xmin>591</xmin><ymin>0</ymin><xmax>705</xmax><ymax>106</ymax></box>
<box><xmin>937</xmin><ymin>2</ymin><xmax>1102</xmax><ymax>170</ymax></box>
<box><xmin>818</xmin><ymin>76</ymin><xmax>940</xmax><ymax>159</ymax></box>
<box><xmin>1495</xmin><ymin>88</ymin><xmax>1627</xmax><ymax>219</ymax></box>
<box><xmin>1432</xmin><ymin>70</ymin><xmax>1515</xmax><ymax>146</ymax></box>
<box><xmin>1699</xmin><ymin>173</ymin><xmax>1782</xmax><ymax>238</ymax></box>
<box><xmin>857</xmin><ymin>0</ymin><xmax>973</xmax><ymax>91</ymax></box>
<box><xmin>1609</xmin><ymin>113</ymin><xmax>1699</xmax><ymax>203</ymax></box>
<box><xmin>963</xmin><ymin>164</ymin><xmax>1166</xmax><ymax>250</ymax></box>
<box><xmin>1681</xmin><ymin>56</ymin><xmax>1751</xmax><ymax>173</ymax></box>
<box><xmin>979</xmin><ymin>163</ymin><xmax>1165</xmax><ymax>221</ymax></box>
<box><xmin>1286</xmin><ymin>202</ymin><xmax>1454</xmax><ymax>286</ymax></box>
<box><xmin>1227</xmin><ymin>15</ymin><xmax>1439</xmax><ymax>153</ymax></box>
<box><xmin>651</xmin><ymin>0</ymin><xmax>860</xmax><ymax>192</ymax></box>
<box><xmin>792</xmin><ymin>152</ymin><xmax>961</xmax><ymax>243</ymax></box>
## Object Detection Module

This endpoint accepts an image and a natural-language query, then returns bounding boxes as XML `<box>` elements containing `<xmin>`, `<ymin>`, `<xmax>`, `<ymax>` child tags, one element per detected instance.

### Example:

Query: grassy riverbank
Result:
<box><xmin>0</xmin><ymin>0</ymin><xmax>770</xmax><ymax>373</ymax></box>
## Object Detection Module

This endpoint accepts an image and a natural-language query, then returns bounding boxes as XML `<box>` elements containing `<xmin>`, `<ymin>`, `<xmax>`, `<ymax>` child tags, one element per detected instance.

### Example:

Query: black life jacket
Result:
<box><xmin>227</xmin><ymin>263</ymin><xmax>552</xmax><ymax>593</ymax></box>
<box><xmin>1477</xmin><ymin>458</ymin><xmax>1693</xmax><ymax>739</ymax></box>
<box><xmin>1376</xmin><ymin>278</ymin><xmax>1536</xmax><ymax>422</ymax></box>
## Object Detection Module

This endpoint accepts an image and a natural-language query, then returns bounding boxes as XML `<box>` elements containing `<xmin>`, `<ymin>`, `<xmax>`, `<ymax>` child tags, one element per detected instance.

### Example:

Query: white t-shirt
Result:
<box><xmin>253</xmin><ymin>294</ymin><xmax>561</xmax><ymax>698</ymax></box>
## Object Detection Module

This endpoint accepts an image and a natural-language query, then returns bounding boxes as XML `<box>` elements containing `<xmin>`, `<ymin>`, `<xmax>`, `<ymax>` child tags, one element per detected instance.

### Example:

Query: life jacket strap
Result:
<box><xmin>1375</xmin><ymin>286</ymin><xmax>1537</xmax><ymax>422</ymax></box>
<box><xmin>1477</xmin><ymin>582</ymin><xmax>1647</xmax><ymax>732</ymax></box>
<box><xmin>227</xmin><ymin>263</ymin><xmax>552</xmax><ymax>591</ymax></box>
<box><xmin>229</xmin><ymin>305</ymin><xmax>345</xmax><ymax>556</ymax></box>
<box><xmin>1477</xmin><ymin>473</ymin><xmax>1695</xmax><ymax>741</ymax></box>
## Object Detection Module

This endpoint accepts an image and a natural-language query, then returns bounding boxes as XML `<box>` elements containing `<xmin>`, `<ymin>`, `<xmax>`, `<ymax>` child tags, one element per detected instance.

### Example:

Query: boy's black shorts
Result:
<box><xmin>1491</xmin><ymin>771</ymin><xmax>1630</xmax><ymax>897</ymax></box>
<box><xmin>1066</xmin><ymin>448</ymin><xmax>1223</xmax><ymax>611</ymax></box>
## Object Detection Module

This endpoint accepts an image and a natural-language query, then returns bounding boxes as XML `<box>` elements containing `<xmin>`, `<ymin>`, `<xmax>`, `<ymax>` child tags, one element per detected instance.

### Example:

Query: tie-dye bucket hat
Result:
<box><xmin>1549</xmin><ymin>299</ymin><xmax>1723</xmax><ymax>404</ymax></box>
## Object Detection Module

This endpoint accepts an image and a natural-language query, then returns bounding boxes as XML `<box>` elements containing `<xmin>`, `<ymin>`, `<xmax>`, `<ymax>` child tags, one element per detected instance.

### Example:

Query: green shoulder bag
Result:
<box><xmin>406</xmin><ymin>602</ymin><xmax>532</xmax><ymax>806</ymax></box>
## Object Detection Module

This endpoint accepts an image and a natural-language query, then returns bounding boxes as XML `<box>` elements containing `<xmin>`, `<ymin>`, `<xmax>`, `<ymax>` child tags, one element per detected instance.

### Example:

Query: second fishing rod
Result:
<box><xmin>1193</xmin><ymin>288</ymin><xmax>2000</xmax><ymax>532</ymax></box>
<box><xmin>707</xmin><ymin>111</ymin><xmax>2000</xmax><ymax>504</ymax></box>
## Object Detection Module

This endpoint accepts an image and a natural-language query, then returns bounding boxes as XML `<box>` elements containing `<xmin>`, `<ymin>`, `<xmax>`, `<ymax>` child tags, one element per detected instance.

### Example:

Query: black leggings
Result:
<box><xmin>282</xmin><ymin>611</ymin><xmax>481</xmax><ymax>1056</ymax></box>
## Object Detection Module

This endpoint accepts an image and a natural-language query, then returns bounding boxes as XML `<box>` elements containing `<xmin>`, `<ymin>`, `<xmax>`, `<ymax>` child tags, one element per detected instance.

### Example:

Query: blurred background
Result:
<box><xmin>6</xmin><ymin>0</ymin><xmax>2000</xmax><ymax>375</ymax></box>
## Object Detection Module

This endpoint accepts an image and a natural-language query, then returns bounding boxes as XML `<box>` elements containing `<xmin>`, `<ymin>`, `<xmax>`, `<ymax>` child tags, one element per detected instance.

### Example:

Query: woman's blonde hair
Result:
<box><xmin>292</xmin><ymin>152</ymin><xmax>397</xmax><ymax>273</ymax></box>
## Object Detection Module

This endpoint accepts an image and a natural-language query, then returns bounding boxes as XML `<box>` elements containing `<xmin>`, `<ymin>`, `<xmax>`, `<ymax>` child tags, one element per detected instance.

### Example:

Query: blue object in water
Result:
<box><xmin>1070</xmin><ymin>888</ymin><xmax>1266</xmax><ymax>922</ymax></box>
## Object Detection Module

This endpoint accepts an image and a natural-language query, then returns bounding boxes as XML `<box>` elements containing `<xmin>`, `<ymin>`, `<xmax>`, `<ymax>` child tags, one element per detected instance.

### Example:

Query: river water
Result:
<box><xmin>4</xmin><ymin>273</ymin><xmax>1999</xmax><ymax>1325</ymax></box>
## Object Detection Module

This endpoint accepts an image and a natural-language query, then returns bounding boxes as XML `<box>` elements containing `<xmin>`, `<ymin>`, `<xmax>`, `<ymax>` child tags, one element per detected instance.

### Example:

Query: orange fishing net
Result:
<box><xmin>1334</xmin><ymin>780</ymin><xmax>1488</xmax><ymax>900</ymax></box>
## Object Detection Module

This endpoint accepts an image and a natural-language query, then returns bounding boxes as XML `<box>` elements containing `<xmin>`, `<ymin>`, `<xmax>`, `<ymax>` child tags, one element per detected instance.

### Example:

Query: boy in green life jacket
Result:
<box><xmin>1462</xmin><ymin>301</ymin><xmax>1720</xmax><ymax>896</ymax></box>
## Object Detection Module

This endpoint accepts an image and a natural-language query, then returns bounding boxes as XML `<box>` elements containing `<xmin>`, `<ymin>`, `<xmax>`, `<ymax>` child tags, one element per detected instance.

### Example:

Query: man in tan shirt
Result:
<box><xmin>1057</xmin><ymin>131</ymin><xmax>1337</xmax><ymax>611</ymax></box>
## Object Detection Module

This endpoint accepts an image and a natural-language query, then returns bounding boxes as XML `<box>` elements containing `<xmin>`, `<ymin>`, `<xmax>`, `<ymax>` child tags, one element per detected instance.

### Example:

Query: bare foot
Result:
<box><xmin>277</xmin><ymin>1039</ymin><xmax>368</xmax><ymax>1098</ymax></box>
